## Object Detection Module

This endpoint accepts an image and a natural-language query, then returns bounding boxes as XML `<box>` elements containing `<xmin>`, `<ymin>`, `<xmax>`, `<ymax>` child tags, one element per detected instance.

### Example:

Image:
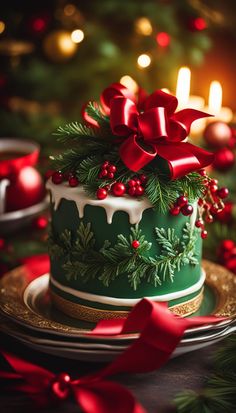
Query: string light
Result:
<box><xmin>135</xmin><ymin>17</ymin><xmax>152</xmax><ymax>36</ymax></box>
<box><xmin>192</xmin><ymin>17</ymin><xmax>207</xmax><ymax>31</ymax></box>
<box><xmin>137</xmin><ymin>54</ymin><xmax>151</xmax><ymax>68</ymax></box>
<box><xmin>64</xmin><ymin>4</ymin><xmax>76</xmax><ymax>16</ymax></box>
<box><xmin>58</xmin><ymin>32</ymin><xmax>77</xmax><ymax>55</ymax></box>
<box><xmin>71</xmin><ymin>29</ymin><xmax>84</xmax><ymax>43</ymax></box>
<box><xmin>120</xmin><ymin>75</ymin><xmax>138</xmax><ymax>93</ymax></box>
<box><xmin>156</xmin><ymin>32</ymin><xmax>170</xmax><ymax>47</ymax></box>
<box><xmin>0</xmin><ymin>21</ymin><xmax>5</xmax><ymax>34</ymax></box>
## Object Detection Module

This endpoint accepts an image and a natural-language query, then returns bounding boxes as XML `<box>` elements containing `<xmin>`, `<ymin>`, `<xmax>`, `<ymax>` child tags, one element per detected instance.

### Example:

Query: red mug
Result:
<box><xmin>0</xmin><ymin>138</ymin><xmax>45</xmax><ymax>213</ymax></box>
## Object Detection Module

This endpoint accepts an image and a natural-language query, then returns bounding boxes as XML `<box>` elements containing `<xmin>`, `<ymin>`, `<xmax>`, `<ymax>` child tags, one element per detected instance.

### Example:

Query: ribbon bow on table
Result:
<box><xmin>0</xmin><ymin>255</ymin><xmax>226</xmax><ymax>413</ymax></box>
<box><xmin>83</xmin><ymin>83</ymin><xmax>214</xmax><ymax>179</ymax></box>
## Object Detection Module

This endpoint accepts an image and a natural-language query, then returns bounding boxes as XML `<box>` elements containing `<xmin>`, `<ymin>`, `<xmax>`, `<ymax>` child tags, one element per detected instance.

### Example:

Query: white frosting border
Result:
<box><xmin>50</xmin><ymin>269</ymin><xmax>205</xmax><ymax>307</ymax></box>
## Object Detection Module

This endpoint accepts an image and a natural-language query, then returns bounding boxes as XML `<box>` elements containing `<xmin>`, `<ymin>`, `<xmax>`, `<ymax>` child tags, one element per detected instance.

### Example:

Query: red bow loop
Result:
<box><xmin>138</xmin><ymin>107</ymin><xmax>168</xmax><ymax>142</ymax></box>
<box><xmin>101</xmin><ymin>83</ymin><xmax>136</xmax><ymax>114</ymax></box>
<box><xmin>110</xmin><ymin>97</ymin><xmax>139</xmax><ymax>136</ymax></box>
<box><xmin>143</xmin><ymin>89</ymin><xmax>178</xmax><ymax>115</ymax></box>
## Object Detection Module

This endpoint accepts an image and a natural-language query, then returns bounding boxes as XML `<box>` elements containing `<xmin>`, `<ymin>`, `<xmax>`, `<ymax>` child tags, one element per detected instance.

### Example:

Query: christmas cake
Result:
<box><xmin>47</xmin><ymin>83</ymin><xmax>227</xmax><ymax>321</ymax></box>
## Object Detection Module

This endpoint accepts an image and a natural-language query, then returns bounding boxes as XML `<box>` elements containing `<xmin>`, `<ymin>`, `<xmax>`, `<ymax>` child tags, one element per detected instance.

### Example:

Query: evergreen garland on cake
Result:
<box><xmin>48</xmin><ymin>222</ymin><xmax>198</xmax><ymax>290</ymax></box>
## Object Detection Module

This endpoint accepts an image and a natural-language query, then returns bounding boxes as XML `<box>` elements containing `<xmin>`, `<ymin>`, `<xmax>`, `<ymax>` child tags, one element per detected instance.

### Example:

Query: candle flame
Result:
<box><xmin>208</xmin><ymin>81</ymin><xmax>222</xmax><ymax>114</ymax></box>
<box><xmin>176</xmin><ymin>67</ymin><xmax>191</xmax><ymax>107</ymax></box>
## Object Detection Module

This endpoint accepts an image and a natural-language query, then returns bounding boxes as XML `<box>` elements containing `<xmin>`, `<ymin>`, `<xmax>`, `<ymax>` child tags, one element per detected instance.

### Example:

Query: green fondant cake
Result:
<box><xmin>46</xmin><ymin>82</ymin><xmax>225</xmax><ymax>321</ymax></box>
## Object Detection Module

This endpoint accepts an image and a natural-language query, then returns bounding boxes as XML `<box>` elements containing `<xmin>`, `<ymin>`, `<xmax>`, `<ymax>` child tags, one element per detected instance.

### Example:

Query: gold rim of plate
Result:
<box><xmin>0</xmin><ymin>259</ymin><xmax>236</xmax><ymax>337</ymax></box>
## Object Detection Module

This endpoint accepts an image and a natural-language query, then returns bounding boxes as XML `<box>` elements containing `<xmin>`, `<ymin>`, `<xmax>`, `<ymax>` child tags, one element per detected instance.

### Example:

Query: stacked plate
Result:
<box><xmin>0</xmin><ymin>260</ymin><xmax>236</xmax><ymax>362</ymax></box>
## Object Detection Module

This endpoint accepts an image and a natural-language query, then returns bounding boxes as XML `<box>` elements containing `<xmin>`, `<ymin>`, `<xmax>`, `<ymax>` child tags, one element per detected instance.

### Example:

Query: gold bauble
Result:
<box><xmin>43</xmin><ymin>30</ymin><xmax>77</xmax><ymax>62</ymax></box>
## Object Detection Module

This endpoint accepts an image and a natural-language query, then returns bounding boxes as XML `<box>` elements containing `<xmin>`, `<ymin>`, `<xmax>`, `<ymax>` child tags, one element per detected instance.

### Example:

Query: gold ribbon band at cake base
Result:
<box><xmin>50</xmin><ymin>288</ymin><xmax>204</xmax><ymax>322</ymax></box>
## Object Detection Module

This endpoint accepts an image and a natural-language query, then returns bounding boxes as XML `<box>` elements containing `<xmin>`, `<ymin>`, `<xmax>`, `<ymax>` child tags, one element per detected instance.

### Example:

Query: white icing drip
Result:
<box><xmin>46</xmin><ymin>178</ymin><xmax>153</xmax><ymax>224</ymax></box>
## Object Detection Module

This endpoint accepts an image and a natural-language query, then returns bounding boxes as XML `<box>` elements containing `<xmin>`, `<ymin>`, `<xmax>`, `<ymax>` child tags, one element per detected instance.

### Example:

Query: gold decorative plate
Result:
<box><xmin>0</xmin><ymin>260</ymin><xmax>236</xmax><ymax>341</ymax></box>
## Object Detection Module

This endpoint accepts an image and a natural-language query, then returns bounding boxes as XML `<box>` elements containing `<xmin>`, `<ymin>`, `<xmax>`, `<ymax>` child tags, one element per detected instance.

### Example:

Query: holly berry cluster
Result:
<box><xmin>170</xmin><ymin>195</ymin><xmax>193</xmax><ymax>217</ymax></box>
<box><xmin>218</xmin><ymin>239</ymin><xmax>236</xmax><ymax>274</ymax></box>
<box><xmin>96</xmin><ymin>162</ymin><xmax>148</xmax><ymax>200</ymax></box>
<box><xmin>195</xmin><ymin>170</ymin><xmax>229</xmax><ymax>238</ymax></box>
<box><xmin>47</xmin><ymin>170</ymin><xmax>79</xmax><ymax>187</ymax></box>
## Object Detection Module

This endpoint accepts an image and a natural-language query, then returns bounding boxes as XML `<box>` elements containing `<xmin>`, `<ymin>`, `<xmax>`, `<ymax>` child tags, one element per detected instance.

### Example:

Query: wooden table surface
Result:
<box><xmin>0</xmin><ymin>331</ymin><xmax>220</xmax><ymax>413</ymax></box>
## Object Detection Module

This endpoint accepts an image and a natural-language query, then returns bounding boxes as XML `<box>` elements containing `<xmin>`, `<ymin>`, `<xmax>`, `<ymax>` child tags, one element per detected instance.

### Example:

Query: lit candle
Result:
<box><xmin>206</xmin><ymin>81</ymin><xmax>233</xmax><ymax>123</ymax></box>
<box><xmin>176</xmin><ymin>67</ymin><xmax>191</xmax><ymax>108</ymax></box>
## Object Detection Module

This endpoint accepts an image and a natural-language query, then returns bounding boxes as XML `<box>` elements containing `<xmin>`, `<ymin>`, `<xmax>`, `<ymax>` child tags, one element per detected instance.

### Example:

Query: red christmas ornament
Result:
<box><xmin>204</xmin><ymin>121</ymin><xmax>232</xmax><ymax>148</ymax></box>
<box><xmin>96</xmin><ymin>188</ymin><xmax>107</xmax><ymax>200</ymax></box>
<box><xmin>69</xmin><ymin>177</ymin><xmax>79</xmax><ymax>187</ymax></box>
<box><xmin>6</xmin><ymin>167</ymin><xmax>45</xmax><ymax>212</ymax></box>
<box><xmin>220</xmin><ymin>239</ymin><xmax>235</xmax><ymax>252</ymax></box>
<box><xmin>213</xmin><ymin>147</ymin><xmax>235</xmax><ymax>171</ymax></box>
<box><xmin>52</xmin><ymin>171</ymin><xmax>64</xmax><ymax>184</ymax></box>
<box><xmin>112</xmin><ymin>182</ymin><xmax>126</xmax><ymax>197</ymax></box>
<box><xmin>132</xmin><ymin>240</ymin><xmax>140</xmax><ymax>249</ymax></box>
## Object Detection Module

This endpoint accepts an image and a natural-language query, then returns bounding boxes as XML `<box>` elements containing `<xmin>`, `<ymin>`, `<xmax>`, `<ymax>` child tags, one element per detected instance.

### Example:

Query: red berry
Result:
<box><xmin>101</xmin><ymin>169</ymin><xmax>108</xmax><ymax>177</ymax></box>
<box><xmin>107</xmin><ymin>172</ymin><xmax>114</xmax><ymax>179</ymax></box>
<box><xmin>134</xmin><ymin>178</ymin><xmax>141</xmax><ymax>186</ymax></box>
<box><xmin>195</xmin><ymin>219</ymin><xmax>204</xmax><ymax>228</ymax></box>
<box><xmin>96</xmin><ymin>188</ymin><xmax>107</xmax><ymax>200</ymax></box>
<box><xmin>69</xmin><ymin>177</ymin><xmax>79</xmax><ymax>187</ymax></box>
<box><xmin>139</xmin><ymin>174</ymin><xmax>148</xmax><ymax>184</ymax></box>
<box><xmin>58</xmin><ymin>372</ymin><xmax>71</xmax><ymax>386</ymax></box>
<box><xmin>45</xmin><ymin>169</ymin><xmax>54</xmax><ymax>180</ymax></box>
<box><xmin>177</xmin><ymin>195</ymin><xmax>188</xmax><ymax>207</ymax></box>
<box><xmin>210</xmin><ymin>184</ymin><xmax>218</xmax><ymax>193</ymax></box>
<box><xmin>34</xmin><ymin>216</ymin><xmax>48</xmax><ymax>229</ymax></box>
<box><xmin>217</xmin><ymin>187</ymin><xmax>229</xmax><ymax>199</ymax></box>
<box><xmin>98</xmin><ymin>172</ymin><xmax>103</xmax><ymax>178</ymax></box>
<box><xmin>170</xmin><ymin>206</ymin><xmax>180</xmax><ymax>216</ymax></box>
<box><xmin>220</xmin><ymin>239</ymin><xmax>235</xmax><ymax>251</ymax></box>
<box><xmin>102</xmin><ymin>161</ymin><xmax>109</xmax><ymax>168</ymax></box>
<box><xmin>210</xmin><ymin>179</ymin><xmax>218</xmax><ymax>185</ymax></box>
<box><xmin>108</xmin><ymin>165</ymin><xmax>117</xmax><ymax>173</ymax></box>
<box><xmin>199</xmin><ymin>169</ymin><xmax>207</xmax><ymax>176</ymax></box>
<box><xmin>135</xmin><ymin>185</ymin><xmax>145</xmax><ymax>196</ymax></box>
<box><xmin>112</xmin><ymin>182</ymin><xmax>126</xmax><ymax>196</ymax></box>
<box><xmin>128</xmin><ymin>179</ymin><xmax>136</xmax><ymax>187</ymax></box>
<box><xmin>128</xmin><ymin>187</ymin><xmax>136</xmax><ymax>196</ymax></box>
<box><xmin>181</xmin><ymin>204</ymin><xmax>193</xmax><ymax>216</ymax></box>
<box><xmin>132</xmin><ymin>240</ymin><xmax>140</xmax><ymax>249</ymax></box>
<box><xmin>210</xmin><ymin>204</ymin><xmax>219</xmax><ymax>215</ymax></box>
<box><xmin>205</xmin><ymin>214</ymin><xmax>213</xmax><ymax>223</ymax></box>
<box><xmin>52</xmin><ymin>171</ymin><xmax>63</xmax><ymax>185</ymax></box>
<box><xmin>201</xmin><ymin>230</ymin><xmax>208</xmax><ymax>239</ymax></box>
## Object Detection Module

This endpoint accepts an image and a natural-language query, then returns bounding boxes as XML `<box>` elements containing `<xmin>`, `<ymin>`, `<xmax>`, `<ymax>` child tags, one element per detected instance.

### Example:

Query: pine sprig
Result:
<box><xmin>55</xmin><ymin>121</ymin><xmax>103</xmax><ymax>142</ymax></box>
<box><xmin>174</xmin><ymin>334</ymin><xmax>236</xmax><ymax>413</ymax></box>
<box><xmin>49</xmin><ymin>222</ymin><xmax>198</xmax><ymax>290</ymax></box>
<box><xmin>85</xmin><ymin>101</ymin><xmax>110</xmax><ymax>128</ymax></box>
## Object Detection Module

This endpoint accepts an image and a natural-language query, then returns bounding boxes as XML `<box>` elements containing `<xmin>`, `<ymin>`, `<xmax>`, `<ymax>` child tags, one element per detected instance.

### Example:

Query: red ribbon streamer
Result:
<box><xmin>83</xmin><ymin>84</ymin><xmax>214</xmax><ymax>179</ymax></box>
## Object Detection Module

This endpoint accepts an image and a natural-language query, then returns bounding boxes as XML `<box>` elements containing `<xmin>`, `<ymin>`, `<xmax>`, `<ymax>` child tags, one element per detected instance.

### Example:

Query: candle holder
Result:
<box><xmin>0</xmin><ymin>138</ymin><xmax>48</xmax><ymax>234</ymax></box>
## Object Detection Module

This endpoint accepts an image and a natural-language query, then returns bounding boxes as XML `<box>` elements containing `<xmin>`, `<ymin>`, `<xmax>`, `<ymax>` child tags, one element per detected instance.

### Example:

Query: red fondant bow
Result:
<box><xmin>83</xmin><ymin>83</ymin><xmax>214</xmax><ymax>179</ymax></box>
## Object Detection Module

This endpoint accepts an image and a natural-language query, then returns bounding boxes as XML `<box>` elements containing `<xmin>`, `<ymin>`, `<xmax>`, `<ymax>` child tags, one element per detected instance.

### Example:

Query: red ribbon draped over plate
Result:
<box><xmin>83</xmin><ymin>83</ymin><xmax>214</xmax><ymax>179</ymax></box>
<box><xmin>0</xmin><ymin>254</ymin><xmax>226</xmax><ymax>413</ymax></box>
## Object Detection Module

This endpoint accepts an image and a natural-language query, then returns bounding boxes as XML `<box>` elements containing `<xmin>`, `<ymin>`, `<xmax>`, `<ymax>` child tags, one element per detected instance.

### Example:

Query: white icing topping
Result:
<box><xmin>46</xmin><ymin>178</ymin><xmax>153</xmax><ymax>224</ymax></box>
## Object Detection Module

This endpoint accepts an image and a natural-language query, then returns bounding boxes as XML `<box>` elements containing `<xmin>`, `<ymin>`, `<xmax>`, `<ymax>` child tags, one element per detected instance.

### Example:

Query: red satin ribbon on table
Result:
<box><xmin>0</xmin><ymin>254</ymin><xmax>226</xmax><ymax>413</ymax></box>
<box><xmin>83</xmin><ymin>83</ymin><xmax>214</xmax><ymax>179</ymax></box>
